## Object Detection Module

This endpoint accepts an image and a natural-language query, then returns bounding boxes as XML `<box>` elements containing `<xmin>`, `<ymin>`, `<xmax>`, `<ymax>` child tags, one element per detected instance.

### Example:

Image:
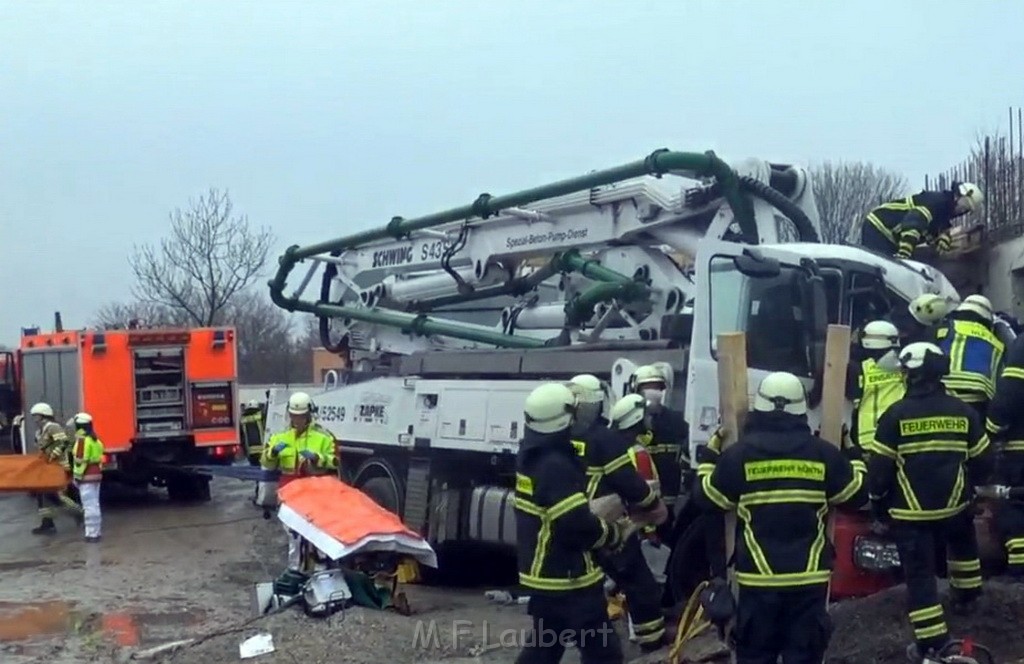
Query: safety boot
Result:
<box><xmin>31</xmin><ymin>518</ymin><xmax>56</xmax><ymax>535</ymax></box>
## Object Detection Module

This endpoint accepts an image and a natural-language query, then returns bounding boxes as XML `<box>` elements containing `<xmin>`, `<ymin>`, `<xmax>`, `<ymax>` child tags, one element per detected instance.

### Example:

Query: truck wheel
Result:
<box><xmin>359</xmin><ymin>476</ymin><xmax>401</xmax><ymax>515</ymax></box>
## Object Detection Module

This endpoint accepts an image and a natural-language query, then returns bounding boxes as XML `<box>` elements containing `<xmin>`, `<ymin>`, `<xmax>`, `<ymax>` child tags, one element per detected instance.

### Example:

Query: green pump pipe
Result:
<box><xmin>269</xmin><ymin>148</ymin><xmax>747</xmax><ymax>308</ymax></box>
<box><xmin>268</xmin><ymin>148</ymin><xmax>746</xmax><ymax>347</ymax></box>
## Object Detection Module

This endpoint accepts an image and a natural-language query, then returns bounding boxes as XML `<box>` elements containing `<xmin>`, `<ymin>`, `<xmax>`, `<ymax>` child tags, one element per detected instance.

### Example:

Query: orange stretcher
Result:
<box><xmin>0</xmin><ymin>455</ymin><xmax>69</xmax><ymax>493</ymax></box>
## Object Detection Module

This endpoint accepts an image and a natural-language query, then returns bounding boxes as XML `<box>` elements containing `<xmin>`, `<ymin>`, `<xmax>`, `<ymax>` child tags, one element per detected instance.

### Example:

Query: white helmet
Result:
<box><xmin>861</xmin><ymin>320</ymin><xmax>900</xmax><ymax>350</ymax></box>
<box><xmin>632</xmin><ymin>364</ymin><xmax>666</xmax><ymax>389</ymax></box>
<box><xmin>30</xmin><ymin>402</ymin><xmax>54</xmax><ymax>418</ymax></box>
<box><xmin>954</xmin><ymin>182</ymin><xmax>983</xmax><ymax>215</ymax></box>
<box><xmin>609</xmin><ymin>394</ymin><xmax>647</xmax><ymax>431</ymax></box>
<box><xmin>246</xmin><ymin>399</ymin><xmax>261</xmax><ymax>409</ymax></box>
<box><xmin>908</xmin><ymin>293</ymin><xmax>948</xmax><ymax>326</ymax></box>
<box><xmin>898</xmin><ymin>342</ymin><xmax>943</xmax><ymax>369</ymax></box>
<box><xmin>524</xmin><ymin>383</ymin><xmax>577</xmax><ymax>434</ymax></box>
<box><xmin>569</xmin><ymin>374</ymin><xmax>604</xmax><ymax>405</ymax></box>
<box><xmin>287</xmin><ymin>391</ymin><xmax>312</xmax><ymax>415</ymax></box>
<box><xmin>898</xmin><ymin>342</ymin><xmax>949</xmax><ymax>381</ymax></box>
<box><xmin>956</xmin><ymin>294</ymin><xmax>994</xmax><ymax>323</ymax></box>
<box><xmin>753</xmin><ymin>372</ymin><xmax>807</xmax><ymax>416</ymax></box>
<box><xmin>73</xmin><ymin>412</ymin><xmax>93</xmax><ymax>426</ymax></box>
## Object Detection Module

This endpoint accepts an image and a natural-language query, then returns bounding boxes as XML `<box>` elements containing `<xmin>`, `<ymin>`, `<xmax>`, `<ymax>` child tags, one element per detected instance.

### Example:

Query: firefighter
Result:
<box><xmin>859</xmin><ymin>182</ymin><xmax>983</xmax><ymax>259</ymax></box>
<box><xmin>71</xmin><ymin>412</ymin><xmax>104</xmax><ymax>543</ymax></box>
<box><xmin>846</xmin><ymin>320</ymin><xmax>905</xmax><ymax>454</ymax></box>
<box><xmin>984</xmin><ymin>332</ymin><xmax>1024</xmax><ymax>578</ymax></box>
<box><xmin>28</xmin><ymin>402</ymin><xmax>83</xmax><ymax>535</ymax></box>
<box><xmin>935</xmin><ymin>294</ymin><xmax>1004</xmax><ymax>420</ymax></box>
<box><xmin>568</xmin><ymin>374</ymin><xmax>670</xmax><ymax>652</ymax></box>
<box><xmin>240</xmin><ymin>399</ymin><xmax>266</xmax><ymax>466</ymax></box>
<box><xmin>868</xmin><ymin>342</ymin><xmax>992</xmax><ymax>662</ymax></box>
<box><xmin>630</xmin><ymin>364</ymin><xmax>687</xmax><ymax>517</ymax></box>
<box><xmin>514</xmin><ymin>382</ymin><xmax>627</xmax><ymax>664</ymax></box>
<box><xmin>900</xmin><ymin>293</ymin><xmax>954</xmax><ymax>345</ymax></box>
<box><xmin>695</xmin><ymin>372</ymin><xmax>867</xmax><ymax>664</ymax></box>
<box><xmin>260</xmin><ymin>391</ymin><xmax>336</xmax><ymax>570</ymax></box>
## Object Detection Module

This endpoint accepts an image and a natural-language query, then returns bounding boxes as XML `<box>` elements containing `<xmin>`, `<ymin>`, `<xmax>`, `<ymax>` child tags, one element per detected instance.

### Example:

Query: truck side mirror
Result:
<box><xmin>733</xmin><ymin>250</ymin><xmax>781</xmax><ymax>279</ymax></box>
<box><xmin>803</xmin><ymin>273</ymin><xmax>829</xmax><ymax>381</ymax></box>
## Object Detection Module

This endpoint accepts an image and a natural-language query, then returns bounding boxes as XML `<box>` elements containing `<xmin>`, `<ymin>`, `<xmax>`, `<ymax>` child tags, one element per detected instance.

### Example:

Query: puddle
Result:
<box><xmin>0</xmin><ymin>561</ymin><xmax>52</xmax><ymax>572</ymax></box>
<box><xmin>0</xmin><ymin>601</ymin><xmax>75</xmax><ymax>642</ymax></box>
<box><xmin>0</xmin><ymin>601</ymin><xmax>209</xmax><ymax>648</ymax></box>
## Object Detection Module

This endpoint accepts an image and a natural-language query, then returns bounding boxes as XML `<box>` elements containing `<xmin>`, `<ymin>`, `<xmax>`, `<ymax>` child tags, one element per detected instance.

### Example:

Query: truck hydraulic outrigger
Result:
<box><xmin>267</xmin><ymin>148</ymin><xmax>819</xmax><ymax>351</ymax></box>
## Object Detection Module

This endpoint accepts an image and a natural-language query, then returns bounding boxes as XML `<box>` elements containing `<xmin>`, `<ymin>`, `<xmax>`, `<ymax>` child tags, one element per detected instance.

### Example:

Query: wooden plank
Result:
<box><xmin>715</xmin><ymin>332</ymin><xmax>749</xmax><ymax>562</ymax></box>
<box><xmin>818</xmin><ymin>324</ymin><xmax>852</xmax><ymax>447</ymax></box>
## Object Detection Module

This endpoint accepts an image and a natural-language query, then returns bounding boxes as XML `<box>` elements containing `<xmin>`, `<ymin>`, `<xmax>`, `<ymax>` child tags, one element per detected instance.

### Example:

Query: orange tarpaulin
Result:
<box><xmin>0</xmin><ymin>455</ymin><xmax>69</xmax><ymax>493</ymax></box>
<box><xmin>277</xmin><ymin>476</ymin><xmax>438</xmax><ymax>567</ymax></box>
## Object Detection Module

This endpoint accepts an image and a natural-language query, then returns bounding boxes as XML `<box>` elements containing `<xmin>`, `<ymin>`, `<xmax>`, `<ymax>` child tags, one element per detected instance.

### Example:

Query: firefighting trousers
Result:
<box><xmin>733</xmin><ymin>585</ymin><xmax>832</xmax><ymax>664</ymax></box>
<box><xmin>860</xmin><ymin>221</ymin><xmax>898</xmax><ymax>255</ymax></box>
<box><xmin>77</xmin><ymin>481</ymin><xmax>102</xmax><ymax>538</ymax></box>
<box><xmin>596</xmin><ymin>534</ymin><xmax>665</xmax><ymax>647</ymax></box>
<box><xmin>891</xmin><ymin>511</ymin><xmax>982</xmax><ymax>652</ymax></box>
<box><xmin>994</xmin><ymin>500</ymin><xmax>1024</xmax><ymax>576</ymax></box>
<box><xmin>35</xmin><ymin>487</ymin><xmax>83</xmax><ymax>521</ymax></box>
<box><xmin>515</xmin><ymin>587</ymin><xmax>624</xmax><ymax>664</ymax></box>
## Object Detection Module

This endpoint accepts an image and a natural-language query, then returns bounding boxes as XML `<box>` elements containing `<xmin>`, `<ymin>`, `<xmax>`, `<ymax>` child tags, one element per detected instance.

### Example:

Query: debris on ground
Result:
<box><xmin>827</xmin><ymin>578</ymin><xmax>1024</xmax><ymax>664</ymax></box>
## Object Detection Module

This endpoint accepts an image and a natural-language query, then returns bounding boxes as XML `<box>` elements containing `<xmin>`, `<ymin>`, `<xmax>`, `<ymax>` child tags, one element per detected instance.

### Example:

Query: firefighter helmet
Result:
<box><xmin>569</xmin><ymin>374</ymin><xmax>605</xmax><ymax>404</ymax></box>
<box><xmin>610</xmin><ymin>394</ymin><xmax>647</xmax><ymax>431</ymax></box>
<box><xmin>954</xmin><ymin>182</ymin><xmax>983</xmax><ymax>215</ymax></box>
<box><xmin>632</xmin><ymin>364</ymin><xmax>666</xmax><ymax>390</ymax></box>
<box><xmin>73</xmin><ymin>412</ymin><xmax>93</xmax><ymax>425</ymax></box>
<box><xmin>287</xmin><ymin>392</ymin><xmax>313</xmax><ymax>415</ymax></box>
<box><xmin>30</xmin><ymin>402</ymin><xmax>54</xmax><ymax>418</ymax></box>
<box><xmin>524</xmin><ymin>383</ymin><xmax>577</xmax><ymax>434</ymax></box>
<box><xmin>861</xmin><ymin>320</ymin><xmax>900</xmax><ymax>350</ymax></box>
<box><xmin>956</xmin><ymin>294</ymin><xmax>994</xmax><ymax>323</ymax></box>
<box><xmin>908</xmin><ymin>293</ymin><xmax>947</xmax><ymax>326</ymax></box>
<box><xmin>753</xmin><ymin>372</ymin><xmax>807</xmax><ymax>416</ymax></box>
<box><xmin>898</xmin><ymin>342</ymin><xmax>949</xmax><ymax>381</ymax></box>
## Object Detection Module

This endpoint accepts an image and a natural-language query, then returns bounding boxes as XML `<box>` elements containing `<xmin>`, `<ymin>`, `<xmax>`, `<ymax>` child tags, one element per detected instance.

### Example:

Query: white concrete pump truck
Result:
<box><xmin>266</xmin><ymin>148</ymin><xmax>961</xmax><ymax>603</ymax></box>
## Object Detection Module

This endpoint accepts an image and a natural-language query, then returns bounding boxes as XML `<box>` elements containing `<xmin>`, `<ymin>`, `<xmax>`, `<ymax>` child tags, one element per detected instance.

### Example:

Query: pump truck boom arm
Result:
<box><xmin>268</xmin><ymin>148</ymin><xmax>822</xmax><ymax>356</ymax></box>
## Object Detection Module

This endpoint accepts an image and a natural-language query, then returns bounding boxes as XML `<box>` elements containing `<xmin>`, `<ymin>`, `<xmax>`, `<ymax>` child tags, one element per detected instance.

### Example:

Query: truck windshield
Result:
<box><xmin>709</xmin><ymin>256</ymin><xmax>839</xmax><ymax>376</ymax></box>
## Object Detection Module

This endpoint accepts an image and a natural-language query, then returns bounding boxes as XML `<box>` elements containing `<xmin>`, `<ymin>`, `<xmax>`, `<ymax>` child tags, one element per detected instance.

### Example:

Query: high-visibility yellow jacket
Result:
<box><xmin>260</xmin><ymin>426</ymin><xmax>336</xmax><ymax>488</ymax></box>
<box><xmin>73</xmin><ymin>433</ymin><xmax>104</xmax><ymax>483</ymax></box>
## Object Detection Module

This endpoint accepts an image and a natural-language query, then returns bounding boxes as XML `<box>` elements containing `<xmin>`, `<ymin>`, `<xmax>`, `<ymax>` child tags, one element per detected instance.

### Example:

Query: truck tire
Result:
<box><xmin>359</xmin><ymin>476</ymin><xmax>401</xmax><ymax>515</ymax></box>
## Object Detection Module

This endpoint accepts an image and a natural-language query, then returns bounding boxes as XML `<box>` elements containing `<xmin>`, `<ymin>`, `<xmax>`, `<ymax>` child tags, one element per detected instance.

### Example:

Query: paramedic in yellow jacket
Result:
<box><xmin>261</xmin><ymin>391</ymin><xmax>336</xmax><ymax>570</ymax></box>
<box><xmin>29</xmin><ymin>402</ymin><xmax>83</xmax><ymax>535</ymax></box>
<box><xmin>71</xmin><ymin>412</ymin><xmax>105</xmax><ymax>543</ymax></box>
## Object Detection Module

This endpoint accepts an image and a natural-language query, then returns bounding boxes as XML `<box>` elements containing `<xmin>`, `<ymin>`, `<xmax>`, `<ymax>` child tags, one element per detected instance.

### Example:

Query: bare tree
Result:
<box><xmin>93</xmin><ymin>300</ymin><xmax>191</xmax><ymax>329</ymax></box>
<box><xmin>809</xmin><ymin>161</ymin><xmax>908</xmax><ymax>244</ymax></box>
<box><xmin>128</xmin><ymin>188</ymin><xmax>274</xmax><ymax>326</ymax></box>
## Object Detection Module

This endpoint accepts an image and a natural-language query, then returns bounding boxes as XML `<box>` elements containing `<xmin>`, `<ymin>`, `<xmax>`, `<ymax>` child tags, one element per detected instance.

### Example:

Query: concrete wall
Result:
<box><xmin>985</xmin><ymin>235</ymin><xmax>1024</xmax><ymax>319</ymax></box>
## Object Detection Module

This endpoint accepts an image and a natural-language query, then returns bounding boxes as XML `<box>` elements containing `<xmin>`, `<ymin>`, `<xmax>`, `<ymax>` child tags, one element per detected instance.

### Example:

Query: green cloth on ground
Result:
<box><xmin>341</xmin><ymin>568</ymin><xmax>393</xmax><ymax>610</ymax></box>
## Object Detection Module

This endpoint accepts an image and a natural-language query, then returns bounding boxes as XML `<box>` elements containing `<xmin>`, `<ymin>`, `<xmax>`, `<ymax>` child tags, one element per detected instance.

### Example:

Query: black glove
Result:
<box><xmin>602</xmin><ymin>520</ymin><xmax>629</xmax><ymax>554</ymax></box>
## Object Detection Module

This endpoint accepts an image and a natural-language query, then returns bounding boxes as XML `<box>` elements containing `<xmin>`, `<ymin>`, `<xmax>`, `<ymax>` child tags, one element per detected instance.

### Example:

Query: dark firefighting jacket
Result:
<box><xmin>986</xmin><ymin>334</ymin><xmax>1024</xmax><ymax>485</ymax></box>
<box><xmin>868</xmin><ymin>382</ymin><xmax>992</xmax><ymax>521</ymax></box>
<box><xmin>864</xmin><ymin>190</ymin><xmax>957</xmax><ymax>258</ymax></box>
<box><xmin>695</xmin><ymin>412</ymin><xmax>868</xmax><ymax>588</ymax></box>
<box><xmin>935</xmin><ymin>314</ymin><xmax>1005</xmax><ymax>404</ymax></box>
<box><xmin>639</xmin><ymin>406</ymin><xmax>688</xmax><ymax>502</ymax></box>
<box><xmin>515</xmin><ymin>428</ymin><xmax>612</xmax><ymax>595</ymax></box>
<box><xmin>572</xmin><ymin>418</ymin><xmax>658</xmax><ymax>509</ymax></box>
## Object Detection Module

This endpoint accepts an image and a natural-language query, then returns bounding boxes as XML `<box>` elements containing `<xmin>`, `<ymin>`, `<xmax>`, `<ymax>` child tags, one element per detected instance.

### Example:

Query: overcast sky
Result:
<box><xmin>2</xmin><ymin>1</ymin><xmax>1022</xmax><ymax>346</ymax></box>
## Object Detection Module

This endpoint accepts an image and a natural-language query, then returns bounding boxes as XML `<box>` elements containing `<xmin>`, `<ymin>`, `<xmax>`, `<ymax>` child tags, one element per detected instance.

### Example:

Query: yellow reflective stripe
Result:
<box><xmin>548</xmin><ymin>493</ymin><xmax>588</xmax><ymax>520</ymax></box>
<box><xmin>967</xmin><ymin>434</ymin><xmax>990</xmax><ymax>459</ymax></box>
<box><xmin>871</xmin><ymin>438</ymin><xmax>898</xmax><ymax>459</ymax></box>
<box><xmin>633</xmin><ymin>617</ymin><xmax>666</xmax><ymax>634</ymax></box>
<box><xmin>915</xmin><ymin>623</ymin><xmax>949</xmax><ymax>640</ymax></box>
<box><xmin>898</xmin><ymin>440</ymin><xmax>968</xmax><ymax>455</ymax></box>
<box><xmin>949</xmin><ymin>575</ymin><xmax>982</xmax><ymax>589</ymax></box>
<box><xmin>697</xmin><ymin>463</ymin><xmax>716</xmax><ymax>477</ymax></box>
<box><xmin>593</xmin><ymin>519</ymin><xmax>610</xmax><ymax>549</ymax></box>
<box><xmin>1006</xmin><ymin>538</ymin><xmax>1024</xmax><ymax>550</ymax></box>
<box><xmin>603</xmin><ymin>452</ymin><xmax>635</xmax><ymax>474</ymax></box>
<box><xmin>1002</xmin><ymin>367</ymin><xmax>1024</xmax><ymax>380</ymax></box>
<box><xmin>701</xmin><ymin>474</ymin><xmax>735</xmax><ymax>510</ymax></box>
<box><xmin>515</xmin><ymin>491</ymin><xmax>594</xmax><ymax>582</ymax></box>
<box><xmin>947</xmin><ymin>559</ymin><xmax>980</xmax><ymax>572</ymax></box>
<box><xmin>830</xmin><ymin>468</ymin><xmax>864</xmax><ymax>505</ymax></box>
<box><xmin>739</xmin><ymin>489</ymin><xmax>826</xmax><ymax>506</ymax></box>
<box><xmin>1004</xmin><ymin>441</ymin><xmax>1024</xmax><ymax>452</ymax></box>
<box><xmin>947</xmin><ymin>466</ymin><xmax>965</xmax><ymax>510</ymax></box>
<box><xmin>571</xmin><ymin>439</ymin><xmax>587</xmax><ymax>457</ymax></box>
<box><xmin>516</xmin><ymin>473</ymin><xmax>534</xmax><ymax>496</ymax></box>
<box><xmin>735</xmin><ymin>570</ymin><xmax>831</xmax><ymax>587</ymax></box>
<box><xmin>896</xmin><ymin>460</ymin><xmax>922</xmax><ymax>511</ymax></box>
<box><xmin>890</xmin><ymin>503</ymin><xmax>968</xmax><ymax>521</ymax></box>
<box><xmin>519</xmin><ymin>566</ymin><xmax>604</xmax><ymax>591</ymax></box>
<box><xmin>736</xmin><ymin>504</ymin><xmax>773</xmax><ymax>575</ymax></box>
<box><xmin>909</xmin><ymin>604</ymin><xmax>943</xmax><ymax>623</ymax></box>
<box><xmin>866</xmin><ymin>212</ymin><xmax>896</xmax><ymax>242</ymax></box>
<box><xmin>806</xmin><ymin>504</ymin><xmax>828</xmax><ymax>573</ymax></box>
<box><xmin>986</xmin><ymin>418</ymin><xmax>1007</xmax><ymax>435</ymax></box>
<box><xmin>1008</xmin><ymin>553</ymin><xmax>1024</xmax><ymax>565</ymax></box>
<box><xmin>911</xmin><ymin>203</ymin><xmax>933</xmax><ymax>223</ymax></box>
